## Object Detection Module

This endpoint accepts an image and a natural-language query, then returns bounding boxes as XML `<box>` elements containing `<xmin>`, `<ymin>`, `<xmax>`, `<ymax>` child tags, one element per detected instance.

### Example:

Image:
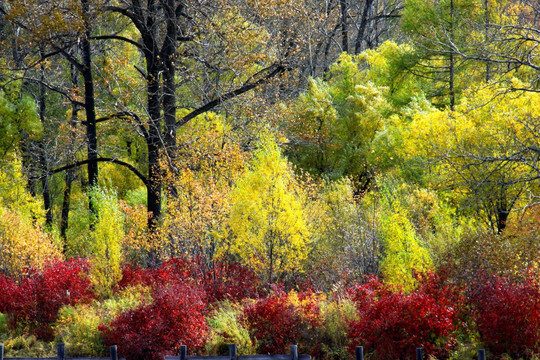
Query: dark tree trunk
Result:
<box><xmin>60</xmin><ymin>169</ymin><xmax>74</xmax><ymax>245</ymax></box>
<box><xmin>162</xmin><ymin>0</ymin><xmax>178</xmax><ymax>150</ymax></box>
<box><xmin>81</xmin><ymin>0</ymin><xmax>98</xmax><ymax>193</ymax></box>
<box><xmin>354</xmin><ymin>0</ymin><xmax>374</xmax><ymax>54</ymax></box>
<box><xmin>340</xmin><ymin>0</ymin><xmax>349</xmax><ymax>52</ymax></box>
<box><xmin>38</xmin><ymin>50</ymin><xmax>53</xmax><ymax>228</ymax></box>
<box><xmin>449</xmin><ymin>0</ymin><xmax>455</xmax><ymax>110</ymax></box>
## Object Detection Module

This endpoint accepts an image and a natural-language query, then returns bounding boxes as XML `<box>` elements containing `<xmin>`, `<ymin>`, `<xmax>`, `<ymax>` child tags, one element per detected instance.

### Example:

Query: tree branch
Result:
<box><xmin>50</xmin><ymin>157</ymin><xmax>149</xmax><ymax>187</ymax></box>
<box><xmin>176</xmin><ymin>64</ymin><xmax>286</xmax><ymax>128</ymax></box>
<box><xmin>90</xmin><ymin>35</ymin><xmax>143</xmax><ymax>50</ymax></box>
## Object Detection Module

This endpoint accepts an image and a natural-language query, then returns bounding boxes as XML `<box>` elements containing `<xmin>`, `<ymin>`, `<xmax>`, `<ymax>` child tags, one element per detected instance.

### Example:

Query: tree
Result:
<box><xmin>162</xmin><ymin>113</ymin><xmax>246</xmax><ymax>266</ymax></box>
<box><xmin>285</xmin><ymin>52</ymin><xmax>388</xmax><ymax>194</ymax></box>
<box><xmin>223</xmin><ymin>137</ymin><xmax>310</xmax><ymax>283</ymax></box>
<box><xmin>402</xmin><ymin>0</ymin><xmax>481</xmax><ymax>109</ymax></box>
<box><xmin>408</xmin><ymin>82</ymin><xmax>540</xmax><ymax>233</ymax></box>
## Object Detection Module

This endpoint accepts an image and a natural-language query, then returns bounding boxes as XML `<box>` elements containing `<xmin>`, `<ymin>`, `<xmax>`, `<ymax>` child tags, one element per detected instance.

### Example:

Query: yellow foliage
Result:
<box><xmin>379</xmin><ymin>186</ymin><xmax>433</xmax><ymax>291</ymax></box>
<box><xmin>88</xmin><ymin>187</ymin><xmax>123</xmax><ymax>298</ymax></box>
<box><xmin>224</xmin><ymin>136</ymin><xmax>310</xmax><ymax>283</ymax></box>
<box><xmin>0</xmin><ymin>207</ymin><xmax>61</xmax><ymax>276</ymax></box>
<box><xmin>163</xmin><ymin>114</ymin><xmax>247</xmax><ymax>263</ymax></box>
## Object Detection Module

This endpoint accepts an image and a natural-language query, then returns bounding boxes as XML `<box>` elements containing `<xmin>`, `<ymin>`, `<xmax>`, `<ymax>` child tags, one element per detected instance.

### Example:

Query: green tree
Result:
<box><xmin>286</xmin><ymin>52</ymin><xmax>388</xmax><ymax>194</ymax></box>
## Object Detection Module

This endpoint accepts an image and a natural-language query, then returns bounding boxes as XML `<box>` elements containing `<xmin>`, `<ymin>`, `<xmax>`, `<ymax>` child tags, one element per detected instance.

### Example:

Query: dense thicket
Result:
<box><xmin>0</xmin><ymin>0</ymin><xmax>539</xmax><ymax>358</ymax></box>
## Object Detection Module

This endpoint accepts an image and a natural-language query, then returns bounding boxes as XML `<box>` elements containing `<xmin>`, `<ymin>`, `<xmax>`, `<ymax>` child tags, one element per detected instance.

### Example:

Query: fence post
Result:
<box><xmin>1</xmin><ymin>344</ymin><xmax>4</xmax><ymax>360</ymax></box>
<box><xmin>290</xmin><ymin>345</ymin><xmax>298</xmax><ymax>360</ymax></box>
<box><xmin>229</xmin><ymin>344</ymin><xmax>237</xmax><ymax>360</ymax></box>
<box><xmin>355</xmin><ymin>346</ymin><xmax>364</xmax><ymax>360</ymax></box>
<box><xmin>110</xmin><ymin>345</ymin><xmax>118</xmax><ymax>360</ymax></box>
<box><xmin>180</xmin><ymin>345</ymin><xmax>187</xmax><ymax>360</ymax></box>
<box><xmin>57</xmin><ymin>343</ymin><xmax>65</xmax><ymax>360</ymax></box>
<box><xmin>416</xmin><ymin>348</ymin><xmax>423</xmax><ymax>360</ymax></box>
<box><xmin>478</xmin><ymin>349</ymin><xmax>486</xmax><ymax>360</ymax></box>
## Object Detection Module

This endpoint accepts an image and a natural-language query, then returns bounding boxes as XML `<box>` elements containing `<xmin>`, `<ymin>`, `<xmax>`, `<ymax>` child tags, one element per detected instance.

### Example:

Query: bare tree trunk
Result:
<box><xmin>340</xmin><ymin>0</ymin><xmax>349</xmax><ymax>52</ymax></box>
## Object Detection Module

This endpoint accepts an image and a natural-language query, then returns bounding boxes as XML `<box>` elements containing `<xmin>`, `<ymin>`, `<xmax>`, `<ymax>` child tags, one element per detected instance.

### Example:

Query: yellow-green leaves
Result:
<box><xmin>379</xmin><ymin>185</ymin><xmax>433</xmax><ymax>291</ymax></box>
<box><xmin>408</xmin><ymin>82</ymin><xmax>540</xmax><ymax>232</ymax></box>
<box><xmin>88</xmin><ymin>187</ymin><xmax>123</xmax><ymax>298</ymax></box>
<box><xmin>225</xmin><ymin>136</ymin><xmax>310</xmax><ymax>283</ymax></box>
<box><xmin>287</xmin><ymin>53</ymin><xmax>388</xmax><ymax>187</ymax></box>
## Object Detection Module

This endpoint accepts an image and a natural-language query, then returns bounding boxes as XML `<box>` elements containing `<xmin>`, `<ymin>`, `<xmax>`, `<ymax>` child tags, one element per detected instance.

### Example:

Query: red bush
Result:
<box><xmin>469</xmin><ymin>272</ymin><xmax>540</xmax><ymax>358</ymax></box>
<box><xmin>0</xmin><ymin>258</ymin><xmax>93</xmax><ymax>340</ymax></box>
<box><xmin>100</xmin><ymin>281</ymin><xmax>208</xmax><ymax>360</ymax></box>
<box><xmin>119</xmin><ymin>258</ymin><xmax>260</xmax><ymax>303</ymax></box>
<box><xmin>196</xmin><ymin>260</ymin><xmax>260</xmax><ymax>303</ymax></box>
<box><xmin>347</xmin><ymin>275</ymin><xmax>460</xmax><ymax>360</ymax></box>
<box><xmin>243</xmin><ymin>289</ymin><xmax>304</xmax><ymax>354</ymax></box>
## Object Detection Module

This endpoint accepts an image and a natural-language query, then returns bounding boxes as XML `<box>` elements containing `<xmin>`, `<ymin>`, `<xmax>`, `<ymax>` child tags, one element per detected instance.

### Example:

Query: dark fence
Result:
<box><xmin>164</xmin><ymin>345</ymin><xmax>310</xmax><ymax>360</ymax></box>
<box><xmin>0</xmin><ymin>343</ymin><xmax>490</xmax><ymax>360</ymax></box>
<box><xmin>354</xmin><ymin>346</ymin><xmax>487</xmax><ymax>360</ymax></box>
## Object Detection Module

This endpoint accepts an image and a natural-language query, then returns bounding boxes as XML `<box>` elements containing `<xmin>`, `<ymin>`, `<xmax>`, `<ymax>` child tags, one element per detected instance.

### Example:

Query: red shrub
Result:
<box><xmin>243</xmin><ymin>289</ymin><xmax>303</xmax><ymax>354</ymax></box>
<box><xmin>100</xmin><ymin>281</ymin><xmax>208</xmax><ymax>360</ymax></box>
<box><xmin>0</xmin><ymin>258</ymin><xmax>93</xmax><ymax>340</ymax></box>
<box><xmin>469</xmin><ymin>272</ymin><xmax>540</xmax><ymax>358</ymax></box>
<box><xmin>119</xmin><ymin>258</ymin><xmax>260</xmax><ymax>303</ymax></box>
<box><xmin>196</xmin><ymin>261</ymin><xmax>260</xmax><ymax>303</ymax></box>
<box><xmin>347</xmin><ymin>275</ymin><xmax>460</xmax><ymax>360</ymax></box>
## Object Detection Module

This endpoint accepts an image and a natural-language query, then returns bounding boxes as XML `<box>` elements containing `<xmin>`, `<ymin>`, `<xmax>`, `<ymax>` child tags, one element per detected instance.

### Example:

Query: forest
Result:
<box><xmin>0</xmin><ymin>0</ymin><xmax>539</xmax><ymax>359</ymax></box>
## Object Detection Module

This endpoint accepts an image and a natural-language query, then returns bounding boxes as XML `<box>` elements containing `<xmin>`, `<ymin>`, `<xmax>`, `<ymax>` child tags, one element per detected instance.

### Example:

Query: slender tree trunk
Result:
<box><xmin>354</xmin><ymin>0</ymin><xmax>374</xmax><ymax>54</ymax></box>
<box><xmin>60</xmin><ymin>60</ymin><xmax>80</xmax><ymax>245</ymax></box>
<box><xmin>484</xmin><ymin>0</ymin><xmax>491</xmax><ymax>82</ymax></box>
<box><xmin>162</xmin><ymin>0</ymin><xmax>178</xmax><ymax>150</ymax></box>
<box><xmin>81</xmin><ymin>0</ymin><xmax>98</xmax><ymax>193</ymax></box>
<box><xmin>449</xmin><ymin>0</ymin><xmax>455</xmax><ymax>110</ymax></box>
<box><xmin>38</xmin><ymin>49</ymin><xmax>53</xmax><ymax>228</ymax></box>
<box><xmin>340</xmin><ymin>0</ymin><xmax>349</xmax><ymax>52</ymax></box>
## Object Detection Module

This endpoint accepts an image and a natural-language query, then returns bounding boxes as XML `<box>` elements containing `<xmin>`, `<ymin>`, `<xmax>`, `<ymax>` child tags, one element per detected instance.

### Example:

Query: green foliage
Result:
<box><xmin>407</xmin><ymin>82</ymin><xmax>540</xmax><ymax>232</ymax></box>
<box><xmin>205</xmin><ymin>301</ymin><xmax>255</xmax><ymax>355</ymax></box>
<box><xmin>0</xmin><ymin>83</ymin><xmax>42</xmax><ymax>156</ymax></box>
<box><xmin>224</xmin><ymin>136</ymin><xmax>310</xmax><ymax>283</ymax></box>
<box><xmin>0</xmin><ymin>156</ymin><xmax>61</xmax><ymax>276</ymax></box>
<box><xmin>357</xmin><ymin>41</ymin><xmax>422</xmax><ymax>109</ymax></box>
<box><xmin>54</xmin><ymin>285</ymin><xmax>150</xmax><ymax>357</ymax></box>
<box><xmin>401</xmin><ymin>0</ymin><xmax>483</xmax><ymax>106</ymax></box>
<box><xmin>304</xmin><ymin>178</ymin><xmax>381</xmax><ymax>288</ymax></box>
<box><xmin>286</xmin><ymin>52</ymin><xmax>388</xmax><ymax>189</ymax></box>
<box><xmin>378</xmin><ymin>181</ymin><xmax>433</xmax><ymax>291</ymax></box>
<box><xmin>316</xmin><ymin>298</ymin><xmax>356</xmax><ymax>359</ymax></box>
<box><xmin>88</xmin><ymin>186</ymin><xmax>124</xmax><ymax>298</ymax></box>
<box><xmin>0</xmin><ymin>312</ymin><xmax>7</xmax><ymax>340</ymax></box>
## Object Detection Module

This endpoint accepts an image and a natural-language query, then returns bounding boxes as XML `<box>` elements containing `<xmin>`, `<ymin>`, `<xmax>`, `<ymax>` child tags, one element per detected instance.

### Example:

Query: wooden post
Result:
<box><xmin>290</xmin><ymin>345</ymin><xmax>298</xmax><ymax>360</ymax></box>
<box><xmin>180</xmin><ymin>345</ymin><xmax>187</xmax><ymax>360</ymax></box>
<box><xmin>478</xmin><ymin>349</ymin><xmax>486</xmax><ymax>360</ymax></box>
<box><xmin>1</xmin><ymin>344</ymin><xmax>4</xmax><ymax>360</ymax></box>
<box><xmin>110</xmin><ymin>345</ymin><xmax>118</xmax><ymax>360</ymax></box>
<box><xmin>416</xmin><ymin>348</ymin><xmax>423</xmax><ymax>360</ymax></box>
<box><xmin>57</xmin><ymin>343</ymin><xmax>65</xmax><ymax>360</ymax></box>
<box><xmin>229</xmin><ymin>344</ymin><xmax>237</xmax><ymax>360</ymax></box>
<box><xmin>355</xmin><ymin>346</ymin><xmax>364</xmax><ymax>360</ymax></box>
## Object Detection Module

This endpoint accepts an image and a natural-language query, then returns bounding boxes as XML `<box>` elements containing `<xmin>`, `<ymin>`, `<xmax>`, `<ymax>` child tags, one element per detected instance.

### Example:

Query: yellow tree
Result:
<box><xmin>162</xmin><ymin>113</ymin><xmax>247</xmax><ymax>267</ymax></box>
<box><xmin>224</xmin><ymin>136</ymin><xmax>310</xmax><ymax>284</ymax></box>
<box><xmin>408</xmin><ymin>81</ymin><xmax>540</xmax><ymax>233</ymax></box>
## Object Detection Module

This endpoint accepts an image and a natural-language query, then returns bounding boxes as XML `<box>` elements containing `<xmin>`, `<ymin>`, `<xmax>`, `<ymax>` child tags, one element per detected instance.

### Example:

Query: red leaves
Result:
<box><xmin>468</xmin><ymin>272</ymin><xmax>540</xmax><ymax>358</ymax></box>
<box><xmin>0</xmin><ymin>258</ymin><xmax>93</xmax><ymax>340</ymax></box>
<box><xmin>347</xmin><ymin>274</ymin><xmax>460</xmax><ymax>360</ymax></box>
<box><xmin>100</xmin><ymin>280</ymin><xmax>208</xmax><ymax>360</ymax></box>
<box><xmin>243</xmin><ymin>290</ymin><xmax>304</xmax><ymax>354</ymax></box>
